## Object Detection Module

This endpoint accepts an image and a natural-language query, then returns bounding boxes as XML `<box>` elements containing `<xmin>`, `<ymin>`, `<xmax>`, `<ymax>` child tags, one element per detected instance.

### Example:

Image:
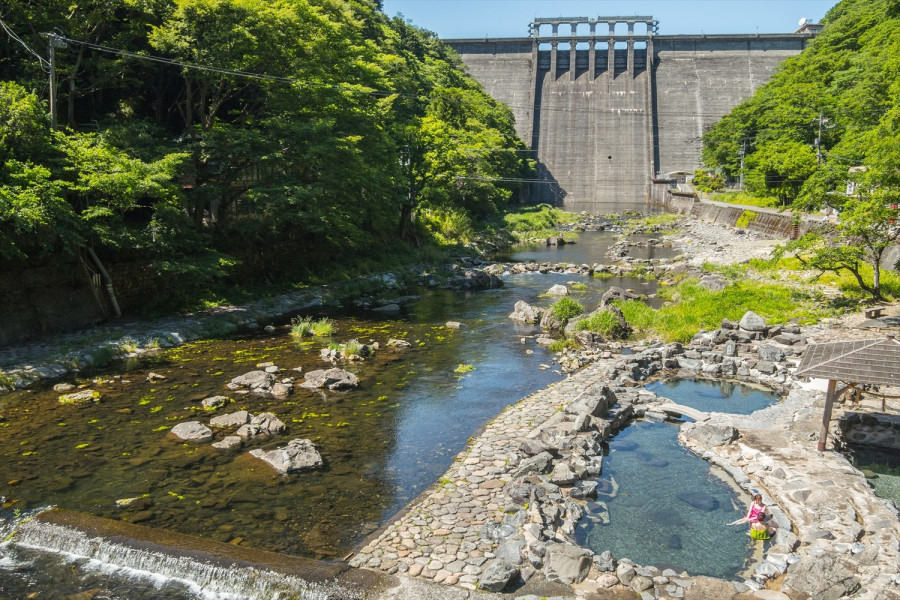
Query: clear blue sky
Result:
<box><xmin>381</xmin><ymin>0</ymin><xmax>839</xmax><ymax>38</ymax></box>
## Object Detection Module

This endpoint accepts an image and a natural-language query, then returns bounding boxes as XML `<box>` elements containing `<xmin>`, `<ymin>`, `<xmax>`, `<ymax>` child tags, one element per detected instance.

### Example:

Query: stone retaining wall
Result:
<box><xmin>839</xmin><ymin>412</ymin><xmax>900</xmax><ymax>451</ymax></box>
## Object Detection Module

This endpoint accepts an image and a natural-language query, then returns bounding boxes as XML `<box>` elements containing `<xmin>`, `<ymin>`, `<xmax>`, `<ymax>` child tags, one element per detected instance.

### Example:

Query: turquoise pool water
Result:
<box><xmin>576</xmin><ymin>420</ymin><xmax>750</xmax><ymax>578</ymax></box>
<box><xmin>646</xmin><ymin>378</ymin><xmax>780</xmax><ymax>415</ymax></box>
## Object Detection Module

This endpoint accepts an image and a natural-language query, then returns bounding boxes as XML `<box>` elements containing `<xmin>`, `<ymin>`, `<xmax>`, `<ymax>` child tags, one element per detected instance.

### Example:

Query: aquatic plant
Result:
<box><xmin>454</xmin><ymin>364</ymin><xmax>475</xmax><ymax>374</ymax></box>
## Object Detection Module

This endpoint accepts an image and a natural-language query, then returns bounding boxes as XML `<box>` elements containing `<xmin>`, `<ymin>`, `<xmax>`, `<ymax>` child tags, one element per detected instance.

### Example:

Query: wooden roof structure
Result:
<box><xmin>796</xmin><ymin>336</ymin><xmax>900</xmax><ymax>451</ymax></box>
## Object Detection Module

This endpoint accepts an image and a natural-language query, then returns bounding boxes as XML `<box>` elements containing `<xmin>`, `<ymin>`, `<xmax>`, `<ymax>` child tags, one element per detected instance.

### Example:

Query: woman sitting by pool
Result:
<box><xmin>728</xmin><ymin>493</ymin><xmax>775</xmax><ymax>540</ymax></box>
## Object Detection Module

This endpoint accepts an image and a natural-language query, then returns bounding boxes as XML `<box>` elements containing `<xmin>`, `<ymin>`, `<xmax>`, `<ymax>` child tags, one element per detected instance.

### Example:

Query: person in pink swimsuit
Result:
<box><xmin>728</xmin><ymin>494</ymin><xmax>775</xmax><ymax>537</ymax></box>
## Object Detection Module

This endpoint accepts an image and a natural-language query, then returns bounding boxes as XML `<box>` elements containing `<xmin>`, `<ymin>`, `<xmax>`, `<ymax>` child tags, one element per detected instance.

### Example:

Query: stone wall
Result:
<box><xmin>838</xmin><ymin>412</ymin><xmax>900</xmax><ymax>451</ymax></box>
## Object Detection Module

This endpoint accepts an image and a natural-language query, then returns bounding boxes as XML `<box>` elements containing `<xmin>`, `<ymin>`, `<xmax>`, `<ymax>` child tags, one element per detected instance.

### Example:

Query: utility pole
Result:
<box><xmin>44</xmin><ymin>32</ymin><xmax>67</xmax><ymax>130</ymax></box>
<box><xmin>738</xmin><ymin>142</ymin><xmax>746</xmax><ymax>191</ymax></box>
<box><xmin>816</xmin><ymin>110</ymin><xmax>826</xmax><ymax>165</ymax></box>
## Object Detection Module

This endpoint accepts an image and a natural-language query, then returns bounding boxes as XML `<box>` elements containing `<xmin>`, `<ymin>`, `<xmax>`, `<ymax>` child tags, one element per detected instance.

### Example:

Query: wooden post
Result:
<box><xmin>818</xmin><ymin>379</ymin><xmax>837</xmax><ymax>452</ymax></box>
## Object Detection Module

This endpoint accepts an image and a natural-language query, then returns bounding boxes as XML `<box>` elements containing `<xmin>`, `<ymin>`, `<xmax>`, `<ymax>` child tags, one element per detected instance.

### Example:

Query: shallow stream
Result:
<box><xmin>0</xmin><ymin>232</ymin><xmax>764</xmax><ymax>595</ymax></box>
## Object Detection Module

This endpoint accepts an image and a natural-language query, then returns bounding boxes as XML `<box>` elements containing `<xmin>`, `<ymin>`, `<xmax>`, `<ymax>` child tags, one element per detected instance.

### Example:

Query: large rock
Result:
<box><xmin>600</xmin><ymin>286</ymin><xmax>640</xmax><ymax>308</ymax></box>
<box><xmin>59</xmin><ymin>389</ymin><xmax>101</xmax><ymax>405</ymax></box>
<box><xmin>169</xmin><ymin>421</ymin><xmax>213</xmax><ymax>442</ymax></box>
<box><xmin>544</xmin><ymin>543</ymin><xmax>592</xmax><ymax>584</ymax></box>
<box><xmin>509</xmin><ymin>300</ymin><xmax>544</xmax><ymax>324</ymax></box>
<box><xmin>201</xmin><ymin>395</ymin><xmax>229</xmax><ymax>410</ymax></box>
<box><xmin>300</xmin><ymin>368</ymin><xmax>359</xmax><ymax>390</ymax></box>
<box><xmin>210</xmin><ymin>410</ymin><xmax>250</xmax><ymax>428</ymax></box>
<box><xmin>250</xmin><ymin>412</ymin><xmax>285</xmax><ymax>434</ymax></box>
<box><xmin>477</xmin><ymin>559</ymin><xmax>519</xmax><ymax>592</ymax></box>
<box><xmin>739</xmin><ymin>311</ymin><xmax>767</xmax><ymax>332</ymax></box>
<box><xmin>512</xmin><ymin>451</ymin><xmax>554</xmax><ymax>478</ymax></box>
<box><xmin>229</xmin><ymin>370</ymin><xmax>276</xmax><ymax>393</ymax></box>
<box><xmin>546</xmin><ymin>284</ymin><xmax>569</xmax><ymax>296</ymax></box>
<box><xmin>565</xmin><ymin>384</ymin><xmax>617</xmax><ymax>418</ymax></box>
<box><xmin>782</xmin><ymin>553</ymin><xmax>860</xmax><ymax>600</ymax></box>
<box><xmin>248</xmin><ymin>438</ymin><xmax>323</xmax><ymax>474</ymax></box>
<box><xmin>688</xmin><ymin>423</ymin><xmax>738</xmax><ymax>447</ymax></box>
<box><xmin>757</xmin><ymin>344</ymin><xmax>786</xmax><ymax>363</ymax></box>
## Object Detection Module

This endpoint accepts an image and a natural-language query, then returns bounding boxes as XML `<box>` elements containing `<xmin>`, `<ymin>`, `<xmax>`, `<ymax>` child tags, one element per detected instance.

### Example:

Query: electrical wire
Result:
<box><xmin>0</xmin><ymin>15</ymin><xmax>50</xmax><ymax>71</ymax></box>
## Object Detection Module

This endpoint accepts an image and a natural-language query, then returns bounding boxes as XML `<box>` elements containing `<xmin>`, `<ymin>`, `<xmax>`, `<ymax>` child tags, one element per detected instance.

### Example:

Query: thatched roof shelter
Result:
<box><xmin>796</xmin><ymin>336</ymin><xmax>900</xmax><ymax>451</ymax></box>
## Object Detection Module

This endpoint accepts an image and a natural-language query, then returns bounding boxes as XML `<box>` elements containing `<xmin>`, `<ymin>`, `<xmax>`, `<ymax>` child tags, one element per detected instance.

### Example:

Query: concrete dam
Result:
<box><xmin>445</xmin><ymin>17</ymin><xmax>814</xmax><ymax>210</ymax></box>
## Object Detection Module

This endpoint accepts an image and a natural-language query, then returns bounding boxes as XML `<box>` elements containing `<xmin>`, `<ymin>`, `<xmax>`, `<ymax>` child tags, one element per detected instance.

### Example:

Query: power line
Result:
<box><xmin>0</xmin><ymin>15</ymin><xmax>50</xmax><ymax>71</ymax></box>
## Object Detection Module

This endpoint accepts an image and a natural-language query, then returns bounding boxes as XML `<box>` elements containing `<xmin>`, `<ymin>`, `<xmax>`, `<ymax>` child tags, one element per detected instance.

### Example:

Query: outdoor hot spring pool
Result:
<box><xmin>575</xmin><ymin>379</ymin><xmax>781</xmax><ymax>578</ymax></box>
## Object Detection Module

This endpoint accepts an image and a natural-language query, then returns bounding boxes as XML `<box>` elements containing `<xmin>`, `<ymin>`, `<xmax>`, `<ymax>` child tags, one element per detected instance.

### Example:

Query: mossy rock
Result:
<box><xmin>59</xmin><ymin>389</ymin><xmax>101</xmax><ymax>405</ymax></box>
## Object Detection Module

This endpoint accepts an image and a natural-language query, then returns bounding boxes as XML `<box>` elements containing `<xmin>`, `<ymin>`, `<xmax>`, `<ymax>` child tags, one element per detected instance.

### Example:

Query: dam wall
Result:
<box><xmin>447</xmin><ymin>27</ymin><xmax>812</xmax><ymax>210</ymax></box>
<box><xmin>653</xmin><ymin>35</ymin><xmax>808</xmax><ymax>175</ymax></box>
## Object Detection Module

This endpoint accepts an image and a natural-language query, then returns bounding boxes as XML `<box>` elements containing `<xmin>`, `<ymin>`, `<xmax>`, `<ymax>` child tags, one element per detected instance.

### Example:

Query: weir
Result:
<box><xmin>445</xmin><ymin>17</ymin><xmax>814</xmax><ymax>210</ymax></box>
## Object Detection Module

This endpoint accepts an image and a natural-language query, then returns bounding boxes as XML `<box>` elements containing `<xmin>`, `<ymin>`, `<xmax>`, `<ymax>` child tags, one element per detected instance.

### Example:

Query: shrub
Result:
<box><xmin>548</xmin><ymin>338</ymin><xmax>577</xmax><ymax>352</ymax></box>
<box><xmin>310</xmin><ymin>318</ymin><xmax>334</xmax><ymax>337</ymax></box>
<box><xmin>574</xmin><ymin>310</ymin><xmax>621</xmax><ymax>338</ymax></box>
<box><xmin>291</xmin><ymin>317</ymin><xmax>333</xmax><ymax>337</ymax></box>
<box><xmin>550</xmin><ymin>297</ymin><xmax>584</xmax><ymax>321</ymax></box>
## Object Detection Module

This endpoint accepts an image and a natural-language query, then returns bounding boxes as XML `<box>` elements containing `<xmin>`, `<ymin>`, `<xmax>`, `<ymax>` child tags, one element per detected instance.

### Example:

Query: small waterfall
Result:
<box><xmin>8</xmin><ymin>516</ymin><xmax>361</xmax><ymax>600</ymax></box>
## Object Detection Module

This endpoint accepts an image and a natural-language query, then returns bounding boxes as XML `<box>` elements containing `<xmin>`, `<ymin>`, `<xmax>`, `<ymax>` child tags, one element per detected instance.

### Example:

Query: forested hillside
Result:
<box><xmin>702</xmin><ymin>0</ymin><xmax>899</xmax><ymax>209</ymax></box>
<box><xmin>0</xmin><ymin>0</ymin><xmax>532</xmax><ymax>305</ymax></box>
<box><xmin>702</xmin><ymin>0</ymin><xmax>900</xmax><ymax>299</ymax></box>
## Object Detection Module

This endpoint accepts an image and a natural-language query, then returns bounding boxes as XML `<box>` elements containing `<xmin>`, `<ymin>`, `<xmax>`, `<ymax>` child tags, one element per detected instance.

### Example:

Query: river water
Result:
<box><xmin>0</xmin><ymin>232</ymin><xmax>758</xmax><ymax>596</ymax></box>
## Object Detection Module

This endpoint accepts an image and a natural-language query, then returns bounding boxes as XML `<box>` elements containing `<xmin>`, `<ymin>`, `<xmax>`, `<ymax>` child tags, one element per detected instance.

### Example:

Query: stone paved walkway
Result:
<box><xmin>350</xmin><ymin>362</ymin><xmax>607</xmax><ymax>590</ymax></box>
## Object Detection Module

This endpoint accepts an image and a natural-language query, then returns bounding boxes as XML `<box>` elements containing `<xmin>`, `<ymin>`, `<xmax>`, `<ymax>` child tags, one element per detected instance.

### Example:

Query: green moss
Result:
<box><xmin>454</xmin><ymin>364</ymin><xmax>475</xmax><ymax>374</ymax></box>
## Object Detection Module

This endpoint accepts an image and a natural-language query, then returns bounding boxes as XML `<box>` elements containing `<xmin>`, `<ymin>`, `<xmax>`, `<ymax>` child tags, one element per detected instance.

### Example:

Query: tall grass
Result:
<box><xmin>709</xmin><ymin>191</ymin><xmax>779</xmax><ymax>208</ymax></box>
<box><xmin>501</xmin><ymin>204</ymin><xmax>579</xmax><ymax>238</ymax></box>
<box><xmin>614</xmin><ymin>279</ymin><xmax>831</xmax><ymax>343</ymax></box>
<box><xmin>291</xmin><ymin>317</ymin><xmax>334</xmax><ymax>337</ymax></box>
<box><xmin>574</xmin><ymin>310</ymin><xmax>621</xmax><ymax>338</ymax></box>
<box><xmin>550</xmin><ymin>297</ymin><xmax>584</xmax><ymax>321</ymax></box>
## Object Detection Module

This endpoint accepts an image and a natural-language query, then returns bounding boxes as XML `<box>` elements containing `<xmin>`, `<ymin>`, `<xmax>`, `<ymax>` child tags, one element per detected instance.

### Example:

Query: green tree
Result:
<box><xmin>746</xmin><ymin>139</ymin><xmax>817</xmax><ymax>206</ymax></box>
<box><xmin>775</xmin><ymin>195</ymin><xmax>900</xmax><ymax>300</ymax></box>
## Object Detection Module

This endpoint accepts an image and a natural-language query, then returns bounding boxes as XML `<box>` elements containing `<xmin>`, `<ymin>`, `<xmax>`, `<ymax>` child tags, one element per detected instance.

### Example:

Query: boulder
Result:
<box><xmin>210</xmin><ymin>410</ymin><xmax>250</xmax><ymax>428</ymax></box>
<box><xmin>248</xmin><ymin>438</ymin><xmax>323</xmax><ymax>474</ymax></box>
<box><xmin>782</xmin><ymin>553</ymin><xmax>860</xmax><ymax>600</ymax></box>
<box><xmin>509</xmin><ymin>300</ymin><xmax>544</xmax><ymax>324</ymax></box>
<box><xmin>212</xmin><ymin>436</ymin><xmax>242</xmax><ymax>450</ymax></box>
<box><xmin>53</xmin><ymin>383</ymin><xmax>76</xmax><ymax>393</ymax></box>
<box><xmin>512</xmin><ymin>451</ymin><xmax>554</xmax><ymax>478</ymax></box>
<box><xmin>565</xmin><ymin>384</ymin><xmax>617</xmax><ymax>418</ymax></box>
<box><xmin>229</xmin><ymin>370</ymin><xmax>276</xmax><ymax>393</ymax></box>
<box><xmin>600</xmin><ymin>286</ymin><xmax>640</xmax><ymax>308</ymax></box>
<box><xmin>201</xmin><ymin>395</ymin><xmax>229</xmax><ymax>410</ymax></box>
<box><xmin>169</xmin><ymin>421</ymin><xmax>213</xmax><ymax>443</ymax></box>
<box><xmin>494</xmin><ymin>540</ymin><xmax>525</xmax><ymax>565</ymax></box>
<box><xmin>300</xmin><ymin>368</ymin><xmax>359</xmax><ymax>390</ymax></box>
<box><xmin>739</xmin><ymin>311</ymin><xmax>767</xmax><ymax>332</ymax></box>
<box><xmin>688</xmin><ymin>423</ymin><xmax>738</xmax><ymax>447</ymax></box>
<box><xmin>59</xmin><ymin>389</ymin><xmax>101</xmax><ymax>405</ymax></box>
<box><xmin>544</xmin><ymin>543</ymin><xmax>592</xmax><ymax>584</ymax></box>
<box><xmin>478</xmin><ymin>559</ymin><xmax>519</xmax><ymax>592</ymax></box>
<box><xmin>757</xmin><ymin>344</ymin><xmax>786</xmax><ymax>363</ymax></box>
<box><xmin>546</xmin><ymin>284</ymin><xmax>569</xmax><ymax>296</ymax></box>
<box><xmin>539</xmin><ymin>310</ymin><xmax>565</xmax><ymax>331</ymax></box>
<box><xmin>250</xmin><ymin>412</ymin><xmax>285</xmax><ymax>435</ymax></box>
<box><xmin>236</xmin><ymin>424</ymin><xmax>262</xmax><ymax>440</ymax></box>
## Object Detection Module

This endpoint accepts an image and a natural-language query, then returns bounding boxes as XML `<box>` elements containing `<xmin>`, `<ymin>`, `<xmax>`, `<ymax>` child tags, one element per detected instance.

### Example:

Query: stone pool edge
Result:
<box><xmin>350</xmin><ymin>334</ymin><xmax>900</xmax><ymax>600</ymax></box>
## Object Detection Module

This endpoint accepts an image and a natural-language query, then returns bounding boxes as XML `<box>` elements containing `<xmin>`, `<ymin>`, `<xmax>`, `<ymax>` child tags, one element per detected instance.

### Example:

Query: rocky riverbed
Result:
<box><xmin>2</xmin><ymin>215</ymin><xmax>899</xmax><ymax>600</ymax></box>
